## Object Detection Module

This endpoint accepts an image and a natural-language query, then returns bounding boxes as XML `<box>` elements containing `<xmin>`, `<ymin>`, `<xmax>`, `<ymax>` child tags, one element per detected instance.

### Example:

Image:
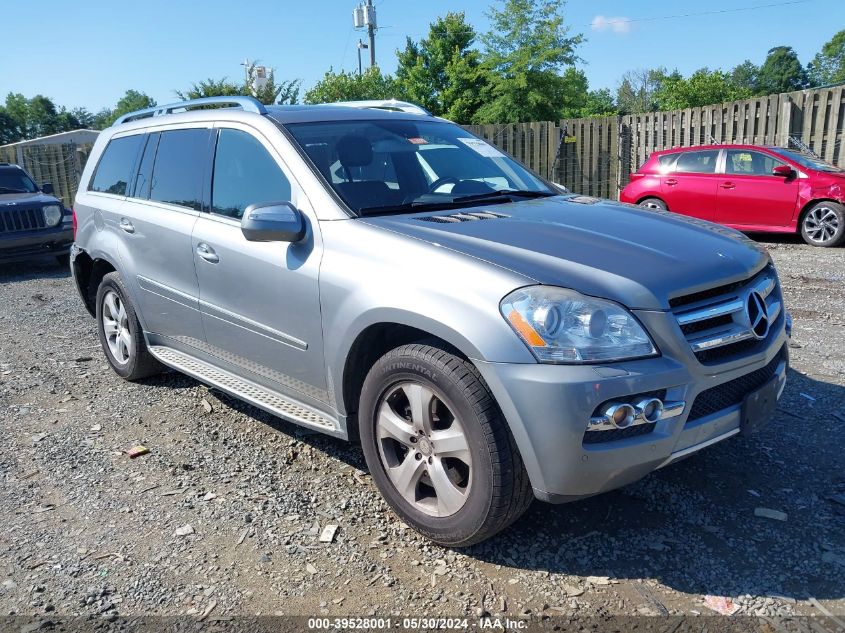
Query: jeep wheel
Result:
<box><xmin>95</xmin><ymin>272</ymin><xmax>163</xmax><ymax>380</ymax></box>
<box><xmin>359</xmin><ymin>343</ymin><xmax>533</xmax><ymax>547</ymax></box>
<box><xmin>800</xmin><ymin>201</ymin><xmax>845</xmax><ymax>247</ymax></box>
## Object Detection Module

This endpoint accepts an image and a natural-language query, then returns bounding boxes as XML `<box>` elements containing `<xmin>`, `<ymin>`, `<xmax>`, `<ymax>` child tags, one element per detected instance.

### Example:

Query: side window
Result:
<box><xmin>132</xmin><ymin>133</ymin><xmax>159</xmax><ymax>199</ymax></box>
<box><xmin>673</xmin><ymin>150</ymin><xmax>720</xmax><ymax>174</ymax></box>
<box><xmin>89</xmin><ymin>135</ymin><xmax>144</xmax><ymax>196</ymax></box>
<box><xmin>211</xmin><ymin>129</ymin><xmax>292</xmax><ymax>219</ymax></box>
<box><xmin>657</xmin><ymin>153</ymin><xmax>679</xmax><ymax>171</ymax></box>
<box><xmin>149</xmin><ymin>129</ymin><xmax>209</xmax><ymax>210</ymax></box>
<box><xmin>725</xmin><ymin>150</ymin><xmax>783</xmax><ymax>176</ymax></box>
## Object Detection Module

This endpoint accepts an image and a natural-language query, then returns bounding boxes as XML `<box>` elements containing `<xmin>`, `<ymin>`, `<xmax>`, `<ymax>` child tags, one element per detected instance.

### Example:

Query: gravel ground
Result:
<box><xmin>0</xmin><ymin>237</ymin><xmax>843</xmax><ymax>624</ymax></box>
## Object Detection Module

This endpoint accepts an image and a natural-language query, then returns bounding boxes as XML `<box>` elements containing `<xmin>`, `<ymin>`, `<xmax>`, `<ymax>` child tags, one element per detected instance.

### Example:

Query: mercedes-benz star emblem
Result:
<box><xmin>746</xmin><ymin>291</ymin><xmax>770</xmax><ymax>340</ymax></box>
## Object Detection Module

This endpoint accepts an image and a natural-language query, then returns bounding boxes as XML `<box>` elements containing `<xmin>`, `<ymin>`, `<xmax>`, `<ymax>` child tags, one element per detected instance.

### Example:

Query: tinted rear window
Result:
<box><xmin>673</xmin><ymin>150</ymin><xmax>720</xmax><ymax>174</ymax></box>
<box><xmin>149</xmin><ymin>129</ymin><xmax>209</xmax><ymax>210</ymax></box>
<box><xmin>89</xmin><ymin>135</ymin><xmax>144</xmax><ymax>196</ymax></box>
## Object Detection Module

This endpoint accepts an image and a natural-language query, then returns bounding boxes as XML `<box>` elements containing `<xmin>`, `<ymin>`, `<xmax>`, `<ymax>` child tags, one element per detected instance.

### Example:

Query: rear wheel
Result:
<box><xmin>95</xmin><ymin>272</ymin><xmax>164</xmax><ymax>380</ymax></box>
<box><xmin>638</xmin><ymin>197</ymin><xmax>667</xmax><ymax>211</ymax></box>
<box><xmin>800</xmin><ymin>201</ymin><xmax>845</xmax><ymax>247</ymax></box>
<box><xmin>359</xmin><ymin>343</ymin><xmax>533</xmax><ymax>547</ymax></box>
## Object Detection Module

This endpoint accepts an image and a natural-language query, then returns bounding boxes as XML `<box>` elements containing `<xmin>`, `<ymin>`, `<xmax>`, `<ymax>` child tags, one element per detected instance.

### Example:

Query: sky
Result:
<box><xmin>1</xmin><ymin>0</ymin><xmax>843</xmax><ymax>113</ymax></box>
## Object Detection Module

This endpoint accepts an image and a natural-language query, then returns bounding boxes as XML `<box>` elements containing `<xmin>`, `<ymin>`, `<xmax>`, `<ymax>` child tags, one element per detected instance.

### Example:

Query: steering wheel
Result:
<box><xmin>427</xmin><ymin>176</ymin><xmax>460</xmax><ymax>193</ymax></box>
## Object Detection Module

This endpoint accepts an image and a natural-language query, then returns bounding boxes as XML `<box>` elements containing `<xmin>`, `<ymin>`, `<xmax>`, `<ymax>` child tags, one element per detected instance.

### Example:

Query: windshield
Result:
<box><xmin>774</xmin><ymin>148</ymin><xmax>843</xmax><ymax>173</ymax></box>
<box><xmin>285</xmin><ymin>119</ymin><xmax>554</xmax><ymax>215</ymax></box>
<box><xmin>0</xmin><ymin>168</ymin><xmax>39</xmax><ymax>194</ymax></box>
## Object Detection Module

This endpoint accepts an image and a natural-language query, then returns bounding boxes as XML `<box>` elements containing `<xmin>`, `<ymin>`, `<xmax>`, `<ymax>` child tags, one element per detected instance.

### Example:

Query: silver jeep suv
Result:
<box><xmin>71</xmin><ymin>96</ymin><xmax>790</xmax><ymax>546</ymax></box>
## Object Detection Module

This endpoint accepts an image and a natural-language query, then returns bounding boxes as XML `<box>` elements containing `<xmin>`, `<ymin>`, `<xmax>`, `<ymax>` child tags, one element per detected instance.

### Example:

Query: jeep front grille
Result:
<box><xmin>0</xmin><ymin>207</ymin><xmax>46</xmax><ymax>233</ymax></box>
<box><xmin>670</xmin><ymin>265</ymin><xmax>782</xmax><ymax>364</ymax></box>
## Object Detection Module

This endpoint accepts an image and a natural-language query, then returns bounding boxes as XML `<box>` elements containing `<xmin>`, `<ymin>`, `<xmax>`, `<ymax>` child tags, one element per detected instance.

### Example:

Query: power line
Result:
<box><xmin>591</xmin><ymin>0</ymin><xmax>812</xmax><ymax>27</ymax></box>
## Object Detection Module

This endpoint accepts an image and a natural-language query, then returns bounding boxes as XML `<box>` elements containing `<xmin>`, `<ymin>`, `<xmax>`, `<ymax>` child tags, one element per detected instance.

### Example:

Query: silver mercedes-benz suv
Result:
<box><xmin>71</xmin><ymin>96</ymin><xmax>791</xmax><ymax>546</ymax></box>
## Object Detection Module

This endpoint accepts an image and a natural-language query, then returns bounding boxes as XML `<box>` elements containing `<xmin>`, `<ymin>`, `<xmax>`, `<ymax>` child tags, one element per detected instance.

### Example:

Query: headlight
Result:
<box><xmin>42</xmin><ymin>204</ymin><xmax>63</xmax><ymax>227</ymax></box>
<box><xmin>500</xmin><ymin>286</ymin><xmax>657</xmax><ymax>363</ymax></box>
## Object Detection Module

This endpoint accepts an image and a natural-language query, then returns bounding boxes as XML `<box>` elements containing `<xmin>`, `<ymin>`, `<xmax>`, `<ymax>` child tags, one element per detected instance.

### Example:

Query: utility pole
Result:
<box><xmin>353</xmin><ymin>1</ymin><xmax>377</xmax><ymax>68</ymax></box>
<box><xmin>357</xmin><ymin>40</ymin><xmax>368</xmax><ymax>76</ymax></box>
<box><xmin>366</xmin><ymin>0</ymin><xmax>376</xmax><ymax>67</ymax></box>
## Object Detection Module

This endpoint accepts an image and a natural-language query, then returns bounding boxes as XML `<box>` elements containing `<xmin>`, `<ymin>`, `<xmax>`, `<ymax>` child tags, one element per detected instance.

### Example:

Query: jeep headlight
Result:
<box><xmin>500</xmin><ymin>286</ymin><xmax>657</xmax><ymax>363</ymax></box>
<box><xmin>42</xmin><ymin>204</ymin><xmax>63</xmax><ymax>227</ymax></box>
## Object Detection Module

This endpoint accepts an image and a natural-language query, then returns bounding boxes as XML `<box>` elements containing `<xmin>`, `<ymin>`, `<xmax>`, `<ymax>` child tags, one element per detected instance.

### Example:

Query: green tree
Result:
<box><xmin>807</xmin><ymin>29</ymin><xmax>845</xmax><ymax>86</ymax></box>
<box><xmin>107</xmin><ymin>89</ymin><xmax>157</xmax><ymax>125</ymax></box>
<box><xmin>567</xmin><ymin>88</ymin><xmax>616</xmax><ymax>118</ymax></box>
<box><xmin>757</xmin><ymin>46</ymin><xmax>807</xmax><ymax>93</ymax></box>
<box><xmin>175</xmin><ymin>78</ymin><xmax>242</xmax><ymax>100</ymax></box>
<box><xmin>730</xmin><ymin>60</ymin><xmax>760</xmax><ymax>94</ymax></box>
<box><xmin>473</xmin><ymin>0</ymin><xmax>583</xmax><ymax>123</ymax></box>
<box><xmin>395</xmin><ymin>12</ymin><xmax>488</xmax><ymax>122</ymax></box>
<box><xmin>616</xmin><ymin>68</ymin><xmax>673</xmax><ymax>114</ymax></box>
<box><xmin>303</xmin><ymin>67</ymin><xmax>398</xmax><ymax>104</ymax></box>
<box><xmin>654</xmin><ymin>68</ymin><xmax>752</xmax><ymax>109</ymax></box>
<box><xmin>0</xmin><ymin>110</ymin><xmax>22</xmax><ymax>145</ymax></box>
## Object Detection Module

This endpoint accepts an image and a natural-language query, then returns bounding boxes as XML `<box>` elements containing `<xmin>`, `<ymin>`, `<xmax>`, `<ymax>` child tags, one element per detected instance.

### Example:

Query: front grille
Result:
<box><xmin>670</xmin><ymin>265</ymin><xmax>781</xmax><ymax>365</ymax></box>
<box><xmin>669</xmin><ymin>265</ymin><xmax>773</xmax><ymax>309</ymax></box>
<box><xmin>686</xmin><ymin>347</ymin><xmax>785</xmax><ymax>422</ymax></box>
<box><xmin>583</xmin><ymin>423</ymin><xmax>655</xmax><ymax>444</ymax></box>
<box><xmin>0</xmin><ymin>207</ymin><xmax>46</xmax><ymax>233</ymax></box>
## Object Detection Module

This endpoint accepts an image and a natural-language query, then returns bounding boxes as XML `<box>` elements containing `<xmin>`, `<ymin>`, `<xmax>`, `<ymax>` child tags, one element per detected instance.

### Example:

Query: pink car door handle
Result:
<box><xmin>720</xmin><ymin>182</ymin><xmax>736</xmax><ymax>189</ymax></box>
<box><xmin>665</xmin><ymin>178</ymin><xmax>678</xmax><ymax>186</ymax></box>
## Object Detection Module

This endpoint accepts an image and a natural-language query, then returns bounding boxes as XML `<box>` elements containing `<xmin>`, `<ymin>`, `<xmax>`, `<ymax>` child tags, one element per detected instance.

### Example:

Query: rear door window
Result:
<box><xmin>672</xmin><ymin>150</ymin><xmax>720</xmax><ymax>174</ymax></box>
<box><xmin>149</xmin><ymin>129</ymin><xmax>210</xmax><ymax>211</ymax></box>
<box><xmin>90</xmin><ymin>135</ymin><xmax>144</xmax><ymax>196</ymax></box>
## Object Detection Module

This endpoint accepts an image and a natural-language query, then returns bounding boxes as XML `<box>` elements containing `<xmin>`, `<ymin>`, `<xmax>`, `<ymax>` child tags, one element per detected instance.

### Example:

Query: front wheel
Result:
<box><xmin>359</xmin><ymin>343</ymin><xmax>533</xmax><ymax>547</ymax></box>
<box><xmin>800</xmin><ymin>201</ymin><xmax>845</xmax><ymax>247</ymax></box>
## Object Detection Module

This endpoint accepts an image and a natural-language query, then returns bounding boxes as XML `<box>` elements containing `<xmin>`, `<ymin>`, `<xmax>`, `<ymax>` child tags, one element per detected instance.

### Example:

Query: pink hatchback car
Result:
<box><xmin>619</xmin><ymin>144</ymin><xmax>845</xmax><ymax>247</ymax></box>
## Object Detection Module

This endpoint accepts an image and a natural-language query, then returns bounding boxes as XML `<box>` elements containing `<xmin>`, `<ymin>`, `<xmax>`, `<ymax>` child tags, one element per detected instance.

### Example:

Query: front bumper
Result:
<box><xmin>474</xmin><ymin>320</ymin><xmax>789</xmax><ymax>503</ymax></box>
<box><xmin>0</xmin><ymin>224</ymin><xmax>73</xmax><ymax>263</ymax></box>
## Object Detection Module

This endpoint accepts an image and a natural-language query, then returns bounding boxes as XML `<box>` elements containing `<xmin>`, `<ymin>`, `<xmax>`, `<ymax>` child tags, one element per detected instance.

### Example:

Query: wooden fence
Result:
<box><xmin>0</xmin><ymin>142</ymin><xmax>94</xmax><ymax>207</ymax></box>
<box><xmin>465</xmin><ymin>84</ymin><xmax>845</xmax><ymax>200</ymax></box>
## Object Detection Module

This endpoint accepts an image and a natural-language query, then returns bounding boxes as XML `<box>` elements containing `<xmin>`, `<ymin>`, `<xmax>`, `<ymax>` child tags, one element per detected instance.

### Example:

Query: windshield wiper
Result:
<box><xmin>0</xmin><ymin>187</ymin><xmax>29</xmax><ymax>194</ymax></box>
<box><xmin>357</xmin><ymin>189</ymin><xmax>556</xmax><ymax>217</ymax></box>
<box><xmin>451</xmin><ymin>189</ymin><xmax>556</xmax><ymax>203</ymax></box>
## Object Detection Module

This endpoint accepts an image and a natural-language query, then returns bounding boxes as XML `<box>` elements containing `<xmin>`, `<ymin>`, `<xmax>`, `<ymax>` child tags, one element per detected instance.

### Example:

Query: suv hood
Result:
<box><xmin>0</xmin><ymin>192</ymin><xmax>62</xmax><ymax>206</ymax></box>
<box><xmin>362</xmin><ymin>196</ymin><xmax>769</xmax><ymax>310</ymax></box>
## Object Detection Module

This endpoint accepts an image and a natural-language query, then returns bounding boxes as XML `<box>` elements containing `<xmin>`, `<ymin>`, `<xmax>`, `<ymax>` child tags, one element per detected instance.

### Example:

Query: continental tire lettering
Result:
<box><xmin>383</xmin><ymin>362</ymin><xmax>437</xmax><ymax>381</ymax></box>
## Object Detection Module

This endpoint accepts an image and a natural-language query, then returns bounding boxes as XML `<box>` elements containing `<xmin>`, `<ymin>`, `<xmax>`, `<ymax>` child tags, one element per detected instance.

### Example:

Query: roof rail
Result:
<box><xmin>112</xmin><ymin>96</ymin><xmax>267</xmax><ymax>126</ymax></box>
<box><xmin>328</xmin><ymin>99</ymin><xmax>432</xmax><ymax>116</ymax></box>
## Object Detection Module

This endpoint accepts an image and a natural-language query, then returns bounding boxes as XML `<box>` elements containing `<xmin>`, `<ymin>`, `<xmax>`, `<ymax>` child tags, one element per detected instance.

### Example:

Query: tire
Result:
<box><xmin>800</xmin><ymin>201</ymin><xmax>845</xmax><ymax>247</ymax></box>
<box><xmin>95</xmin><ymin>271</ymin><xmax>163</xmax><ymax>381</ymax></box>
<box><xmin>638</xmin><ymin>197</ymin><xmax>667</xmax><ymax>211</ymax></box>
<box><xmin>359</xmin><ymin>343</ymin><xmax>533</xmax><ymax>547</ymax></box>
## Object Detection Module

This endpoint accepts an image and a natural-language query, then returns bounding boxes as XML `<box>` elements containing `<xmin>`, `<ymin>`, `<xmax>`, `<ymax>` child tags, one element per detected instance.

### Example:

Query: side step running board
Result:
<box><xmin>148</xmin><ymin>345</ymin><xmax>338</xmax><ymax>434</ymax></box>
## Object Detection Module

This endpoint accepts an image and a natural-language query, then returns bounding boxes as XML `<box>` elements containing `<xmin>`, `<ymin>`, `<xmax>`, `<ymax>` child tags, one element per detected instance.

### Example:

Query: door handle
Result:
<box><xmin>665</xmin><ymin>178</ymin><xmax>678</xmax><ymax>186</ymax></box>
<box><xmin>720</xmin><ymin>182</ymin><xmax>736</xmax><ymax>189</ymax></box>
<box><xmin>196</xmin><ymin>242</ymin><xmax>219</xmax><ymax>264</ymax></box>
<box><xmin>119</xmin><ymin>218</ymin><xmax>135</xmax><ymax>233</ymax></box>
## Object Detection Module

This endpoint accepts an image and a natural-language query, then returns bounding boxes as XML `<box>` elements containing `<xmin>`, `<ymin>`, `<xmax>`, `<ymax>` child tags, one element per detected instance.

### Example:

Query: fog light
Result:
<box><xmin>635</xmin><ymin>398</ymin><xmax>664</xmax><ymax>423</ymax></box>
<box><xmin>603</xmin><ymin>403</ymin><xmax>637</xmax><ymax>428</ymax></box>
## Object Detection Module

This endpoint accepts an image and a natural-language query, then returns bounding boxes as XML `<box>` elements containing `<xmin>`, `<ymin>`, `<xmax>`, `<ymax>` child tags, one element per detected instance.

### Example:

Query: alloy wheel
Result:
<box><xmin>101</xmin><ymin>290</ymin><xmax>132</xmax><ymax>364</ymax></box>
<box><xmin>803</xmin><ymin>206</ymin><xmax>840</xmax><ymax>244</ymax></box>
<box><xmin>375</xmin><ymin>381</ymin><xmax>472</xmax><ymax>517</ymax></box>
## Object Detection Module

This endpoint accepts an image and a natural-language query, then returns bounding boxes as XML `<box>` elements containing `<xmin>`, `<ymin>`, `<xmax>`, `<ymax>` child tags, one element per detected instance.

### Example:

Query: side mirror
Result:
<box><xmin>241</xmin><ymin>201</ymin><xmax>305</xmax><ymax>243</ymax></box>
<box><xmin>772</xmin><ymin>165</ymin><xmax>795</xmax><ymax>178</ymax></box>
<box><xmin>41</xmin><ymin>182</ymin><xmax>54</xmax><ymax>194</ymax></box>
